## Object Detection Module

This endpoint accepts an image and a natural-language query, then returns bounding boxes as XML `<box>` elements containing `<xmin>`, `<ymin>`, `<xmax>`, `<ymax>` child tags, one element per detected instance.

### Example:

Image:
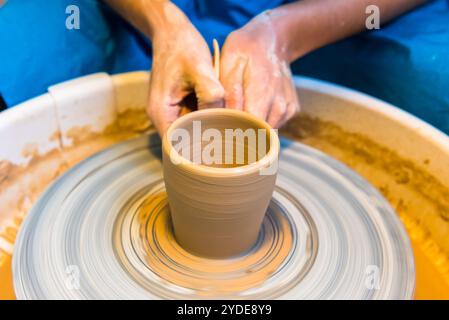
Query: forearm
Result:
<box><xmin>267</xmin><ymin>0</ymin><xmax>429</xmax><ymax>63</ymax></box>
<box><xmin>104</xmin><ymin>0</ymin><xmax>190</xmax><ymax>40</ymax></box>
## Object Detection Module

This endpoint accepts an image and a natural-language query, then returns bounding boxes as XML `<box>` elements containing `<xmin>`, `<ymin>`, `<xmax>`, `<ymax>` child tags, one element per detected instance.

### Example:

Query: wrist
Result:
<box><xmin>267</xmin><ymin>9</ymin><xmax>307</xmax><ymax>64</ymax></box>
<box><xmin>241</xmin><ymin>10</ymin><xmax>296</xmax><ymax>64</ymax></box>
<box><xmin>143</xmin><ymin>1</ymin><xmax>191</xmax><ymax>40</ymax></box>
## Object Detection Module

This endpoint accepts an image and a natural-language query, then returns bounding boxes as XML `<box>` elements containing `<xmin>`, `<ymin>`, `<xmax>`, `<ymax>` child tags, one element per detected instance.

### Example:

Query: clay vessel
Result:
<box><xmin>162</xmin><ymin>108</ymin><xmax>280</xmax><ymax>258</ymax></box>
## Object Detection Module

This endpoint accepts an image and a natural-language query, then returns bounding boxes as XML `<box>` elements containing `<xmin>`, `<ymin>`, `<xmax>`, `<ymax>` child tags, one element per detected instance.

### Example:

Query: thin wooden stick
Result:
<box><xmin>213</xmin><ymin>39</ymin><xmax>220</xmax><ymax>79</ymax></box>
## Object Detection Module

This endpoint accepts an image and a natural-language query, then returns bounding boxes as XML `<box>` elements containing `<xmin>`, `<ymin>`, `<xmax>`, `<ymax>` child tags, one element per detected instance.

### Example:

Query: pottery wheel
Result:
<box><xmin>13</xmin><ymin>133</ymin><xmax>414</xmax><ymax>299</ymax></box>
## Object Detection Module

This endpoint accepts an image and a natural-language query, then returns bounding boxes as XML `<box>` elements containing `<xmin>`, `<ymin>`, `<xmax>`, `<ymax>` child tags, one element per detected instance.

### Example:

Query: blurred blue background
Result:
<box><xmin>0</xmin><ymin>0</ymin><xmax>448</xmax><ymax>134</ymax></box>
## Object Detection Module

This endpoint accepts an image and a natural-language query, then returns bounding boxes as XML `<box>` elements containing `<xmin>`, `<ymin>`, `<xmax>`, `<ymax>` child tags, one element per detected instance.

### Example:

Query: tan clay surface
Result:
<box><xmin>0</xmin><ymin>109</ymin><xmax>151</xmax><ymax>299</ymax></box>
<box><xmin>282</xmin><ymin>115</ymin><xmax>449</xmax><ymax>299</ymax></box>
<box><xmin>163</xmin><ymin>109</ymin><xmax>279</xmax><ymax>258</ymax></box>
<box><xmin>131</xmin><ymin>191</ymin><xmax>294</xmax><ymax>295</ymax></box>
<box><xmin>1</xmin><ymin>111</ymin><xmax>449</xmax><ymax>298</ymax></box>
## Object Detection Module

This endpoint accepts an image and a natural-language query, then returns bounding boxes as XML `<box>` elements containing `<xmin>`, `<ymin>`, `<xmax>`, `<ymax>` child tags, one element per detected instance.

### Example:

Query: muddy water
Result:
<box><xmin>282</xmin><ymin>115</ymin><xmax>449</xmax><ymax>299</ymax></box>
<box><xmin>1</xmin><ymin>113</ymin><xmax>449</xmax><ymax>299</ymax></box>
<box><xmin>0</xmin><ymin>111</ymin><xmax>150</xmax><ymax>300</ymax></box>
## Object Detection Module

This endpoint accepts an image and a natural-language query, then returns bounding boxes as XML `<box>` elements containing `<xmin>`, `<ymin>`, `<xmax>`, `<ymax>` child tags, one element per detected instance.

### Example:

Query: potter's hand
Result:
<box><xmin>220</xmin><ymin>12</ymin><xmax>300</xmax><ymax>128</ymax></box>
<box><xmin>105</xmin><ymin>1</ymin><xmax>224</xmax><ymax>135</ymax></box>
<box><xmin>149</xmin><ymin>21</ymin><xmax>224</xmax><ymax>135</ymax></box>
<box><xmin>107</xmin><ymin>0</ymin><xmax>427</xmax><ymax>132</ymax></box>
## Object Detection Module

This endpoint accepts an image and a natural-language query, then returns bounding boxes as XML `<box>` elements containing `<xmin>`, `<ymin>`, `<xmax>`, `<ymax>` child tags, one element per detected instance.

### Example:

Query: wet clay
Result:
<box><xmin>162</xmin><ymin>109</ymin><xmax>279</xmax><ymax>258</ymax></box>
<box><xmin>282</xmin><ymin>114</ymin><xmax>449</xmax><ymax>298</ymax></box>
<box><xmin>0</xmin><ymin>109</ymin><xmax>151</xmax><ymax>299</ymax></box>
<box><xmin>129</xmin><ymin>192</ymin><xmax>293</xmax><ymax>296</ymax></box>
<box><xmin>16</xmin><ymin>132</ymin><xmax>412</xmax><ymax>299</ymax></box>
<box><xmin>0</xmin><ymin>110</ymin><xmax>150</xmax><ymax>231</ymax></box>
<box><xmin>2</xmin><ymin>112</ymin><xmax>449</xmax><ymax>298</ymax></box>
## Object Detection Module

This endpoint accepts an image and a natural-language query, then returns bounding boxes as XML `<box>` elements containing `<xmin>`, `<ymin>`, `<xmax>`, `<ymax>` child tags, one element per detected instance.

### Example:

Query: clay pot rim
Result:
<box><xmin>162</xmin><ymin>108</ymin><xmax>280</xmax><ymax>177</ymax></box>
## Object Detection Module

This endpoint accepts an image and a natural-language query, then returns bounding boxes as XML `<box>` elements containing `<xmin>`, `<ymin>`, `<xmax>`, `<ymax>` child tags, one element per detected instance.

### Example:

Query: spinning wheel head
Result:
<box><xmin>13</xmin><ymin>133</ymin><xmax>414</xmax><ymax>299</ymax></box>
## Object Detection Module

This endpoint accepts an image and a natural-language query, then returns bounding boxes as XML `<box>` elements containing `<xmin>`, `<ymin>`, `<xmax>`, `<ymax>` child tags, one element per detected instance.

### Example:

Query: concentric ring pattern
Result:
<box><xmin>13</xmin><ymin>133</ymin><xmax>415</xmax><ymax>299</ymax></box>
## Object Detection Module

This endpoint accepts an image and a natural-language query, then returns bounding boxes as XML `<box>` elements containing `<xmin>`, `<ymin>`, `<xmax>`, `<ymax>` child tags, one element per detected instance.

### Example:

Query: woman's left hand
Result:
<box><xmin>219</xmin><ymin>11</ymin><xmax>300</xmax><ymax>128</ymax></box>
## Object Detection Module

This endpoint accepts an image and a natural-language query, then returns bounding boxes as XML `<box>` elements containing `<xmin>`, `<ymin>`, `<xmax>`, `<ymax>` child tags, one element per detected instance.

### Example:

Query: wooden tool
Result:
<box><xmin>213</xmin><ymin>38</ymin><xmax>220</xmax><ymax>79</ymax></box>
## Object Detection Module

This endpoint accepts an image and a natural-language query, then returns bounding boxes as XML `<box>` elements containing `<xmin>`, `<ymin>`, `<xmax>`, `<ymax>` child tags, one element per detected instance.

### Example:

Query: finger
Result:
<box><xmin>193</xmin><ymin>65</ymin><xmax>225</xmax><ymax>110</ymax></box>
<box><xmin>267</xmin><ymin>97</ymin><xmax>288</xmax><ymax>128</ymax></box>
<box><xmin>148</xmin><ymin>94</ymin><xmax>181</xmax><ymax>136</ymax></box>
<box><xmin>243</xmin><ymin>64</ymin><xmax>275</xmax><ymax>122</ymax></box>
<box><xmin>147</xmin><ymin>73</ymin><xmax>182</xmax><ymax>136</ymax></box>
<box><xmin>283</xmin><ymin>77</ymin><xmax>301</xmax><ymax>122</ymax></box>
<box><xmin>271</xmin><ymin>73</ymin><xmax>298</xmax><ymax>128</ymax></box>
<box><xmin>220</xmin><ymin>56</ymin><xmax>247</xmax><ymax>110</ymax></box>
<box><xmin>281</xmin><ymin>63</ymin><xmax>300</xmax><ymax>118</ymax></box>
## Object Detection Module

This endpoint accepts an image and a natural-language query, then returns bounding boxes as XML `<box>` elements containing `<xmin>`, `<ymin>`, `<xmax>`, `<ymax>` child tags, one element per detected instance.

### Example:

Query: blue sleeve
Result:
<box><xmin>3</xmin><ymin>0</ymin><xmax>448</xmax><ymax>136</ymax></box>
<box><xmin>0</xmin><ymin>0</ymin><xmax>150</xmax><ymax>107</ymax></box>
<box><xmin>0</xmin><ymin>0</ymin><xmax>287</xmax><ymax>107</ymax></box>
<box><xmin>292</xmin><ymin>0</ymin><xmax>449</xmax><ymax>134</ymax></box>
<box><xmin>173</xmin><ymin>0</ymin><xmax>289</xmax><ymax>48</ymax></box>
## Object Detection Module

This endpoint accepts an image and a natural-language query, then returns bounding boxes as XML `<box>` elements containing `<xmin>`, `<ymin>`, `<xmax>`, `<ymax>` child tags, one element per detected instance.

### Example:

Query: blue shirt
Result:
<box><xmin>0</xmin><ymin>0</ymin><xmax>448</xmax><ymax>133</ymax></box>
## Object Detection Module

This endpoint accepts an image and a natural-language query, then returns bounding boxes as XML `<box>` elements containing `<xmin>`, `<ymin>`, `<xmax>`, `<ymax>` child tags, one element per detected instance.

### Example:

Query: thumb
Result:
<box><xmin>193</xmin><ymin>69</ymin><xmax>225</xmax><ymax>110</ymax></box>
<box><xmin>221</xmin><ymin>56</ymin><xmax>247</xmax><ymax>111</ymax></box>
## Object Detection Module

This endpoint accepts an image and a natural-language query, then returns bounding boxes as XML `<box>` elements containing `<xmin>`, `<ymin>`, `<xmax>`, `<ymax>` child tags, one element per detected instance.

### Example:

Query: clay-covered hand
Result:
<box><xmin>220</xmin><ymin>11</ymin><xmax>300</xmax><ymax>128</ymax></box>
<box><xmin>148</xmin><ymin>19</ymin><xmax>224</xmax><ymax>135</ymax></box>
